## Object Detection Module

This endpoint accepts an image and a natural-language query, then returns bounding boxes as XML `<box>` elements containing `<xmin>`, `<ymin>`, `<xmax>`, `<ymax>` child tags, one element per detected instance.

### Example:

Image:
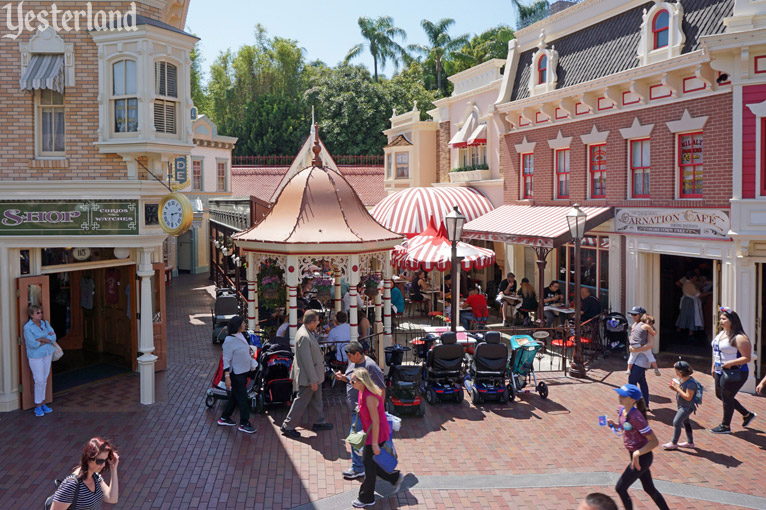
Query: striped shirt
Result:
<box><xmin>52</xmin><ymin>473</ymin><xmax>104</xmax><ymax>509</ymax></box>
<box><xmin>619</xmin><ymin>406</ymin><xmax>652</xmax><ymax>452</ymax></box>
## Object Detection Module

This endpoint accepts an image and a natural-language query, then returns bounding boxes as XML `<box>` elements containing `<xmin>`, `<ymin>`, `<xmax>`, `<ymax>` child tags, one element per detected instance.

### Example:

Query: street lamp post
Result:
<box><xmin>445</xmin><ymin>206</ymin><xmax>467</xmax><ymax>333</ymax></box>
<box><xmin>566</xmin><ymin>204</ymin><xmax>587</xmax><ymax>379</ymax></box>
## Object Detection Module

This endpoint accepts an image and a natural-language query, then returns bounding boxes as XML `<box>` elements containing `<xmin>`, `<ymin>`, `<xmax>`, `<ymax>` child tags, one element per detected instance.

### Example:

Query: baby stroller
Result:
<box><xmin>507</xmin><ymin>335</ymin><xmax>548</xmax><ymax>401</ymax></box>
<box><xmin>252</xmin><ymin>338</ymin><xmax>294</xmax><ymax>413</ymax></box>
<box><xmin>204</xmin><ymin>339</ymin><xmax>258</xmax><ymax>408</ymax></box>
<box><xmin>604</xmin><ymin>312</ymin><xmax>629</xmax><ymax>357</ymax></box>
<box><xmin>421</xmin><ymin>332</ymin><xmax>465</xmax><ymax>405</ymax></box>
<box><xmin>211</xmin><ymin>288</ymin><xmax>239</xmax><ymax>344</ymax></box>
<box><xmin>463</xmin><ymin>332</ymin><xmax>509</xmax><ymax>405</ymax></box>
<box><xmin>384</xmin><ymin>344</ymin><xmax>425</xmax><ymax>417</ymax></box>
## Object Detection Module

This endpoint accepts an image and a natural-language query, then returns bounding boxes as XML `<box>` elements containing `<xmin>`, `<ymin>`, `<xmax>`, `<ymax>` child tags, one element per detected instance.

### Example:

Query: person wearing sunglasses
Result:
<box><xmin>710</xmin><ymin>307</ymin><xmax>757</xmax><ymax>433</ymax></box>
<box><xmin>23</xmin><ymin>304</ymin><xmax>57</xmax><ymax>417</ymax></box>
<box><xmin>50</xmin><ymin>437</ymin><xmax>120</xmax><ymax>509</ymax></box>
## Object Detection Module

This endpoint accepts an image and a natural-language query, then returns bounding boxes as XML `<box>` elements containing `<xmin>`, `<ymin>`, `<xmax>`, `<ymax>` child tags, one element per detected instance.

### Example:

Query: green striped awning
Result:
<box><xmin>20</xmin><ymin>54</ymin><xmax>65</xmax><ymax>94</ymax></box>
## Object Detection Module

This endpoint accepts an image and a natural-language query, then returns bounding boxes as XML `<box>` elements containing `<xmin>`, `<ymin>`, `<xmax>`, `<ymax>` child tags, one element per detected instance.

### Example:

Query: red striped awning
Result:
<box><xmin>462</xmin><ymin>205</ymin><xmax>613</xmax><ymax>248</ymax></box>
<box><xmin>466</xmin><ymin>124</ymin><xmax>487</xmax><ymax>146</ymax></box>
<box><xmin>448</xmin><ymin>120</ymin><xmax>473</xmax><ymax>148</ymax></box>
<box><xmin>391</xmin><ymin>217</ymin><xmax>495</xmax><ymax>272</ymax></box>
<box><xmin>371</xmin><ymin>187</ymin><xmax>494</xmax><ymax>237</ymax></box>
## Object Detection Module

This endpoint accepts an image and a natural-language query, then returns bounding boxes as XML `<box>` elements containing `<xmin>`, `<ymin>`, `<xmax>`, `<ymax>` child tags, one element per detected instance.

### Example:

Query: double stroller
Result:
<box><xmin>252</xmin><ymin>337</ymin><xmax>294</xmax><ymax>413</ymax></box>
<box><xmin>211</xmin><ymin>288</ymin><xmax>238</xmax><ymax>344</ymax></box>
<box><xmin>507</xmin><ymin>335</ymin><xmax>549</xmax><ymax>401</ymax></box>
<box><xmin>383</xmin><ymin>344</ymin><xmax>424</xmax><ymax>417</ymax></box>
<box><xmin>421</xmin><ymin>332</ymin><xmax>465</xmax><ymax>405</ymax></box>
<box><xmin>604</xmin><ymin>312</ymin><xmax>629</xmax><ymax>357</ymax></box>
<box><xmin>205</xmin><ymin>334</ymin><xmax>258</xmax><ymax>408</ymax></box>
<box><xmin>464</xmin><ymin>332</ymin><xmax>509</xmax><ymax>405</ymax></box>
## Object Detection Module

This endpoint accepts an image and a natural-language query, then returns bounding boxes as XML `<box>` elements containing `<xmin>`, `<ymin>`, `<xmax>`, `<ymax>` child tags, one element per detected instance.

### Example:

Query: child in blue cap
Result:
<box><xmin>607</xmin><ymin>384</ymin><xmax>669</xmax><ymax>510</ymax></box>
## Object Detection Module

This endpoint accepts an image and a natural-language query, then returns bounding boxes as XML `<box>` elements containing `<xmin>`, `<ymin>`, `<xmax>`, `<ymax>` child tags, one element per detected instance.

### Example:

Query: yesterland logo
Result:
<box><xmin>2</xmin><ymin>1</ymin><xmax>137</xmax><ymax>40</ymax></box>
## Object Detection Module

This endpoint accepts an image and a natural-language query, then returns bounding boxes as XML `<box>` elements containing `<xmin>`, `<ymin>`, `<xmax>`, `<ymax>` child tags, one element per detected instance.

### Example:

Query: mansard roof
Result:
<box><xmin>510</xmin><ymin>0</ymin><xmax>733</xmax><ymax>101</ymax></box>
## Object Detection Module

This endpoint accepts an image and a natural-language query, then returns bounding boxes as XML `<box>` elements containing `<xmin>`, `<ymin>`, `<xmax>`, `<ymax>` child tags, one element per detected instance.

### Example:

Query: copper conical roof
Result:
<box><xmin>233</xmin><ymin>141</ymin><xmax>401</xmax><ymax>249</ymax></box>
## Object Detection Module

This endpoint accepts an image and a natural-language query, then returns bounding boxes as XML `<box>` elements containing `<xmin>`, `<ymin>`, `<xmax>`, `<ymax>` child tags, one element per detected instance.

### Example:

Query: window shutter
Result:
<box><xmin>165</xmin><ymin>101</ymin><xmax>176</xmax><ymax>134</ymax></box>
<box><xmin>166</xmin><ymin>64</ymin><xmax>177</xmax><ymax>98</ymax></box>
<box><xmin>154</xmin><ymin>101</ymin><xmax>165</xmax><ymax>133</ymax></box>
<box><xmin>155</xmin><ymin>62</ymin><xmax>163</xmax><ymax>95</ymax></box>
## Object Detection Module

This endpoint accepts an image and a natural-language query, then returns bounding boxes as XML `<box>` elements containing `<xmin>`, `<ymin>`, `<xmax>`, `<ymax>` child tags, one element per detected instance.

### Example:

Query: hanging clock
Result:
<box><xmin>158</xmin><ymin>192</ymin><xmax>193</xmax><ymax>236</ymax></box>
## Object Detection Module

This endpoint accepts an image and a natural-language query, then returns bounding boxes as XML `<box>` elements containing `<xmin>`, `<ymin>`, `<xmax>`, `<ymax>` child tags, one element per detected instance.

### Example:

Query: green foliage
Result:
<box><xmin>409</xmin><ymin>18</ymin><xmax>470</xmax><ymax>96</ymax></box>
<box><xmin>190</xmin><ymin>38</ymin><xmax>210</xmax><ymax>114</ymax></box>
<box><xmin>345</xmin><ymin>16</ymin><xmax>408</xmax><ymax>82</ymax></box>
<box><xmin>450</xmin><ymin>163</ymin><xmax>489</xmax><ymax>173</ymax></box>
<box><xmin>452</xmin><ymin>26</ymin><xmax>514</xmax><ymax>75</ymax></box>
<box><xmin>512</xmin><ymin>0</ymin><xmax>550</xmax><ymax>29</ymax></box>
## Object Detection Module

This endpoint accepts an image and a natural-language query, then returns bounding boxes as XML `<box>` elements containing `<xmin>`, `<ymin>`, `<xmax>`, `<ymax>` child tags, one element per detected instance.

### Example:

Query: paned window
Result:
<box><xmin>192</xmin><ymin>159</ymin><xmax>202</xmax><ymax>191</ymax></box>
<box><xmin>386</xmin><ymin>154</ymin><xmax>392</xmax><ymax>178</ymax></box>
<box><xmin>538</xmin><ymin>55</ymin><xmax>547</xmax><ymax>84</ymax></box>
<box><xmin>37</xmin><ymin>89</ymin><xmax>65</xmax><ymax>155</ymax></box>
<box><xmin>653</xmin><ymin>10</ymin><xmax>669</xmax><ymax>49</ymax></box>
<box><xmin>557</xmin><ymin>235</ymin><xmax>610</xmax><ymax>307</ymax></box>
<box><xmin>630</xmin><ymin>139</ymin><xmax>651</xmax><ymax>198</ymax></box>
<box><xmin>395</xmin><ymin>152</ymin><xmax>409</xmax><ymax>178</ymax></box>
<box><xmin>522</xmin><ymin>153</ymin><xmax>534</xmax><ymax>199</ymax></box>
<box><xmin>555</xmin><ymin>148</ymin><xmax>570</xmax><ymax>199</ymax></box>
<box><xmin>589</xmin><ymin>144</ymin><xmax>606</xmax><ymax>198</ymax></box>
<box><xmin>217</xmin><ymin>161</ymin><xmax>226</xmax><ymax>191</ymax></box>
<box><xmin>154</xmin><ymin>61</ymin><xmax>178</xmax><ymax>134</ymax></box>
<box><xmin>679</xmin><ymin>133</ymin><xmax>703</xmax><ymax>198</ymax></box>
<box><xmin>112</xmin><ymin>59</ymin><xmax>137</xmax><ymax>133</ymax></box>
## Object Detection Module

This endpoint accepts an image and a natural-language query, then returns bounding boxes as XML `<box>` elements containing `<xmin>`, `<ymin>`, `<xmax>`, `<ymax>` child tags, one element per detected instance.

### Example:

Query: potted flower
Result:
<box><xmin>313</xmin><ymin>277</ymin><xmax>334</xmax><ymax>301</ymax></box>
<box><xmin>260</xmin><ymin>275</ymin><xmax>281</xmax><ymax>300</ymax></box>
<box><xmin>360</xmin><ymin>273</ymin><xmax>382</xmax><ymax>298</ymax></box>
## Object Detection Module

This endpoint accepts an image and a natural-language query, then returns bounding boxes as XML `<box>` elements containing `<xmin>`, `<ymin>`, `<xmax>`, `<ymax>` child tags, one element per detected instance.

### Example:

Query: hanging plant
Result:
<box><xmin>360</xmin><ymin>273</ymin><xmax>382</xmax><ymax>298</ymax></box>
<box><xmin>313</xmin><ymin>276</ymin><xmax>334</xmax><ymax>300</ymax></box>
<box><xmin>257</xmin><ymin>260</ymin><xmax>285</xmax><ymax>307</ymax></box>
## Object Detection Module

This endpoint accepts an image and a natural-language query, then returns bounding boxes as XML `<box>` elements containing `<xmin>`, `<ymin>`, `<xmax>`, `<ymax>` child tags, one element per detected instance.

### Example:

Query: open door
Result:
<box><xmin>17</xmin><ymin>275</ymin><xmax>51</xmax><ymax>410</ymax></box>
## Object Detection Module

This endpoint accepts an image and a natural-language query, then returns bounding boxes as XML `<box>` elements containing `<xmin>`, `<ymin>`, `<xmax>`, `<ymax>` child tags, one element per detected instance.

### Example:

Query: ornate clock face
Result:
<box><xmin>162</xmin><ymin>199</ymin><xmax>184</xmax><ymax>230</ymax></box>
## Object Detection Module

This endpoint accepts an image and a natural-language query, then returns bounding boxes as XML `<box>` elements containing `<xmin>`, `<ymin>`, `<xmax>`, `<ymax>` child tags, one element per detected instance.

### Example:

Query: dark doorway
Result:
<box><xmin>659</xmin><ymin>255</ymin><xmax>714</xmax><ymax>358</ymax></box>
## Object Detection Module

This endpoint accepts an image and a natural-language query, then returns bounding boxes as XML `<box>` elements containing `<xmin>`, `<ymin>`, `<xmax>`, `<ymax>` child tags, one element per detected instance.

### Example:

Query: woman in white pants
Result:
<box><xmin>23</xmin><ymin>304</ymin><xmax>57</xmax><ymax>417</ymax></box>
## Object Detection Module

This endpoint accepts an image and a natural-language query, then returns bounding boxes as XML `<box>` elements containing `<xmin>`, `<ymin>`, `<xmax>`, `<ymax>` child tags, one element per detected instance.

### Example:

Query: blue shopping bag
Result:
<box><xmin>373</xmin><ymin>442</ymin><xmax>398</xmax><ymax>474</ymax></box>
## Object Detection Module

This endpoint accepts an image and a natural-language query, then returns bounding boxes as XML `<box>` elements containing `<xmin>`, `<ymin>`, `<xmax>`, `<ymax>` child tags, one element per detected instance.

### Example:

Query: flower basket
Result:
<box><xmin>313</xmin><ymin>277</ymin><xmax>334</xmax><ymax>301</ymax></box>
<box><xmin>364</xmin><ymin>287</ymin><xmax>379</xmax><ymax>299</ymax></box>
<box><xmin>262</xmin><ymin>288</ymin><xmax>279</xmax><ymax>300</ymax></box>
<box><xmin>360</xmin><ymin>273</ymin><xmax>382</xmax><ymax>299</ymax></box>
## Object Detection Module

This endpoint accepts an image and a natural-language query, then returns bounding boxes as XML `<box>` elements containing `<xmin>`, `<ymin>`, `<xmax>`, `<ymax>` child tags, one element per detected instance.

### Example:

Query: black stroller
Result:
<box><xmin>212</xmin><ymin>288</ymin><xmax>238</xmax><ymax>344</ymax></box>
<box><xmin>252</xmin><ymin>338</ymin><xmax>294</xmax><ymax>413</ymax></box>
<box><xmin>604</xmin><ymin>312</ymin><xmax>629</xmax><ymax>357</ymax></box>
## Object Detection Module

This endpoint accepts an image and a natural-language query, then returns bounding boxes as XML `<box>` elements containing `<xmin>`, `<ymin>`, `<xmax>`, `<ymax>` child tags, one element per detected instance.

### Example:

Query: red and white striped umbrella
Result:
<box><xmin>391</xmin><ymin>217</ymin><xmax>495</xmax><ymax>272</ymax></box>
<box><xmin>371</xmin><ymin>187</ymin><xmax>494</xmax><ymax>237</ymax></box>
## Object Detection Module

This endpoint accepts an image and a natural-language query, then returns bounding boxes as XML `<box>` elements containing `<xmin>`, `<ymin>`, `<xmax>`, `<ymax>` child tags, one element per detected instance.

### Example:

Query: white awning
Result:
<box><xmin>467</xmin><ymin>124</ymin><xmax>487</xmax><ymax>146</ymax></box>
<box><xmin>20</xmin><ymin>54</ymin><xmax>65</xmax><ymax>94</ymax></box>
<box><xmin>448</xmin><ymin>119</ymin><xmax>474</xmax><ymax>147</ymax></box>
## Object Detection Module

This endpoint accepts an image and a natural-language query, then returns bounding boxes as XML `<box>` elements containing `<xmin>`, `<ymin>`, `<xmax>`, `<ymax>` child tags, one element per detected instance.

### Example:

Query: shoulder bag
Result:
<box><xmin>44</xmin><ymin>474</ymin><xmax>80</xmax><ymax>510</ymax></box>
<box><xmin>345</xmin><ymin>414</ymin><xmax>373</xmax><ymax>450</ymax></box>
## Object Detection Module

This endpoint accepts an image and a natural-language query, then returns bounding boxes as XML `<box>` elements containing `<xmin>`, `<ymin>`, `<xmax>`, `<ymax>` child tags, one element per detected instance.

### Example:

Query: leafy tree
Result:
<box><xmin>384</xmin><ymin>62</ymin><xmax>438</xmax><ymax>121</ymax></box>
<box><xmin>512</xmin><ymin>0</ymin><xmax>549</xmax><ymax>29</ymax></box>
<box><xmin>345</xmin><ymin>16</ymin><xmax>407</xmax><ymax>82</ymax></box>
<box><xmin>189</xmin><ymin>38</ymin><xmax>210</xmax><ymax>115</ymax></box>
<box><xmin>452</xmin><ymin>25</ymin><xmax>514</xmax><ymax>74</ymax></box>
<box><xmin>409</xmin><ymin>18</ymin><xmax>469</xmax><ymax>95</ymax></box>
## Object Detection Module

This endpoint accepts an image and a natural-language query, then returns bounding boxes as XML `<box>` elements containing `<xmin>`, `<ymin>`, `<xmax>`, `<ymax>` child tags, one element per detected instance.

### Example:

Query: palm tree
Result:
<box><xmin>345</xmin><ymin>16</ymin><xmax>407</xmax><ymax>82</ymax></box>
<box><xmin>511</xmin><ymin>0</ymin><xmax>549</xmax><ymax>29</ymax></box>
<box><xmin>409</xmin><ymin>18</ymin><xmax>470</xmax><ymax>93</ymax></box>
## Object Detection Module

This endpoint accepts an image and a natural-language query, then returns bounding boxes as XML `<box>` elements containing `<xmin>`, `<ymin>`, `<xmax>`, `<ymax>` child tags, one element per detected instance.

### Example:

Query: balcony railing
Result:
<box><xmin>209</xmin><ymin>207</ymin><xmax>249</xmax><ymax>232</ymax></box>
<box><xmin>518</xmin><ymin>0</ymin><xmax>584</xmax><ymax>29</ymax></box>
<box><xmin>232</xmin><ymin>154</ymin><xmax>384</xmax><ymax>167</ymax></box>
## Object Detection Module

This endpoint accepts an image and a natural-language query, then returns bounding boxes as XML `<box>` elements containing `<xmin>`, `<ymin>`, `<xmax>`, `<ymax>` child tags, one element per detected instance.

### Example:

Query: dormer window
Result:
<box><xmin>154</xmin><ymin>61</ymin><xmax>178</xmax><ymax>134</ymax></box>
<box><xmin>112</xmin><ymin>59</ymin><xmax>138</xmax><ymax>133</ymax></box>
<box><xmin>538</xmin><ymin>55</ymin><xmax>547</xmax><ymax>84</ymax></box>
<box><xmin>653</xmin><ymin>10</ymin><xmax>669</xmax><ymax>49</ymax></box>
<box><xmin>528</xmin><ymin>31</ymin><xmax>558</xmax><ymax>96</ymax></box>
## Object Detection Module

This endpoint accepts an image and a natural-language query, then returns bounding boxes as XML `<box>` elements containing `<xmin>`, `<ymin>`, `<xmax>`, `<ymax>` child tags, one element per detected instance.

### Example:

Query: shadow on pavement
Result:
<box><xmin>679</xmin><ymin>446</ymin><xmax>743</xmax><ymax>467</ymax></box>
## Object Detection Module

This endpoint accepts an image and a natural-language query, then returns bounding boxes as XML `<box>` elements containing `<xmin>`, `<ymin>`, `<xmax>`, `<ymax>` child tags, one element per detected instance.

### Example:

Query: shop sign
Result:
<box><xmin>615</xmin><ymin>208</ymin><xmax>730</xmax><ymax>239</ymax></box>
<box><xmin>0</xmin><ymin>200</ymin><xmax>138</xmax><ymax>236</ymax></box>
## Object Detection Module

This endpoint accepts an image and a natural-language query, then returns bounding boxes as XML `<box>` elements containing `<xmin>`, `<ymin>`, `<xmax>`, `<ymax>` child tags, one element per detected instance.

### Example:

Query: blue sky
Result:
<box><xmin>186</xmin><ymin>0</ymin><xmax>515</xmax><ymax>81</ymax></box>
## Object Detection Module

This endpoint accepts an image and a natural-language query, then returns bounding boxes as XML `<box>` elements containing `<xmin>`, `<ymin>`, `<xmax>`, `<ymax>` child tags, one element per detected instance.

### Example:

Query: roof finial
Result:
<box><xmin>312</xmin><ymin>123</ymin><xmax>322</xmax><ymax>167</ymax></box>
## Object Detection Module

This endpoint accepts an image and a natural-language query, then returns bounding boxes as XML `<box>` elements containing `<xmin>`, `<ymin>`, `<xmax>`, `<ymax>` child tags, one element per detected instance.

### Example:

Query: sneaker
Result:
<box><xmin>238</xmin><ymin>423</ymin><xmax>256</xmax><ymax>434</ymax></box>
<box><xmin>281</xmin><ymin>426</ymin><xmax>301</xmax><ymax>439</ymax></box>
<box><xmin>342</xmin><ymin>468</ymin><xmax>365</xmax><ymax>480</ymax></box>
<box><xmin>392</xmin><ymin>472</ymin><xmax>405</xmax><ymax>493</ymax></box>
<box><xmin>677</xmin><ymin>442</ymin><xmax>695</xmax><ymax>448</ymax></box>
<box><xmin>654</xmin><ymin>368</ymin><xmax>662</xmax><ymax>377</ymax></box>
<box><xmin>217</xmin><ymin>417</ymin><xmax>236</xmax><ymax>427</ymax></box>
<box><xmin>351</xmin><ymin>499</ymin><xmax>376</xmax><ymax>508</ymax></box>
<box><xmin>743</xmin><ymin>412</ymin><xmax>757</xmax><ymax>428</ymax></box>
<box><xmin>662</xmin><ymin>442</ymin><xmax>678</xmax><ymax>450</ymax></box>
<box><xmin>710</xmin><ymin>424</ymin><xmax>732</xmax><ymax>434</ymax></box>
<box><xmin>40</xmin><ymin>404</ymin><xmax>53</xmax><ymax>414</ymax></box>
<box><xmin>312</xmin><ymin>422</ymin><xmax>334</xmax><ymax>431</ymax></box>
<box><xmin>34</xmin><ymin>407</ymin><xmax>44</xmax><ymax>417</ymax></box>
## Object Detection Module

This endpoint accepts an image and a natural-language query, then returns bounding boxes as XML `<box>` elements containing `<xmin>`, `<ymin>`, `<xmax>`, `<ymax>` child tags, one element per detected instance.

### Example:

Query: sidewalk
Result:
<box><xmin>1</xmin><ymin>273</ymin><xmax>764</xmax><ymax>509</ymax></box>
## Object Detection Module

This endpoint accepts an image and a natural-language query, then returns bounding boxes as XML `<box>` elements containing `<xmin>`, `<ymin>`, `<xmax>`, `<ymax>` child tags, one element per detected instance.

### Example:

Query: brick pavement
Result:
<box><xmin>0</xmin><ymin>273</ymin><xmax>765</xmax><ymax>509</ymax></box>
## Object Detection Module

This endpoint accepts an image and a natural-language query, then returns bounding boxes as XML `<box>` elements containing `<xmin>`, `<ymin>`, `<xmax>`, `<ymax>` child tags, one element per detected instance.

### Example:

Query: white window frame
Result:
<box><xmin>35</xmin><ymin>89</ymin><xmax>66</xmax><ymax>158</ymax></box>
<box><xmin>521</xmin><ymin>152</ymin><xmax>534</xmax><ymax>199</ymax></box>
<box><xmin>192</xmin><ymin>157</ymin><xmax>203</xmax><ymax>191</ymax></box>
<box><xmin>154</xmin><ymin>60</ymin><xmax>179</xmax><ymax>136</ymax></box>
<box><xmin>395</xmin><ymin>151</ymin><xmax>409</xmax><ymax>179</ymax></box>
<box><xmin>216</xmin><ymin>158</ymin><xmax>228</xmax><ymax>192</ymax></box>
<box><xmin>588</xmin><ymin>144</ymin><xmax>607</xmax><ymax>199</ymax></box>
<box><xmin>111</xmin><ymin>58</ymin><xmax>138</xmax><ymax>135</ymax></box>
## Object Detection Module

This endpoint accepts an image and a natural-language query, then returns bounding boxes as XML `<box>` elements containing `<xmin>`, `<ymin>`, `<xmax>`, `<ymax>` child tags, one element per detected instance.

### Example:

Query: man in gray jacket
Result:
<box><xmin>281</xmin><ymin>310</ymin><xmax>333</xmax><ymax>438</ymax></box>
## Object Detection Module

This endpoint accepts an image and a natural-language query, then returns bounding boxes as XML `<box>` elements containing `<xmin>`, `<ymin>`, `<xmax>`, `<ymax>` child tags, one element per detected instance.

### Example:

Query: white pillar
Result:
<box><xmin>334</xmin><ymin>266</ymin><xmax>342</xmax><ymax>313</ymax></box>
<box><xmin>374</xmin><ymin>270</ymin><xmax>383</xmax><ymax>328</ymax></box>
<box><xmin>137</xmin><ymin>247</ymin><xmax>157</xmax><ymax>405</ymax></box>
<box><xmin>348</xmin><ymin>255</ymin><xmax>360</xmax><ymax>342</ymax></box>
<box><xmin>731</xmin><ymin>248</ymin><xmax>759</xmax><ymax>393</ymax></box>
<box><xmin>382</xmin><ymin>258</ymin><xmax>393</xmax><ymax>371</ymax></box>
<box><xmin>286</xmin><ymin>255</ymin><xmax>299</xmax><ymax>346</ymax></box>
<box><xmin>246</xmin><ymin>253</ymin><xmax>258</xmax><ymax>331</ymax></box>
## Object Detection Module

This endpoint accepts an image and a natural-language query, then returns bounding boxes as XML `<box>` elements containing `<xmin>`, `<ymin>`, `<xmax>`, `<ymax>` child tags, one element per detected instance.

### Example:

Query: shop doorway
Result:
<box><xmin>177</xmin><ymin>229</ymin><xmax>193</xmax><ymax>272</ymax></box>
<box><xmin>658</xmin><ymin>255</ymin><xmax>716</xmax><ymax>357</ymax></box>
<box><xmin>47</xmin><ymin>266</ymin><xmax>137</xmax><ymax>393</ymax></box>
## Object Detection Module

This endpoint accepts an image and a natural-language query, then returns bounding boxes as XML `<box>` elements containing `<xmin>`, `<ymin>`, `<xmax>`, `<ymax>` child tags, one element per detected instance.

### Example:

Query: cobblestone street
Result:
<box><xmin>1</xmin><ymin>273</ymin><xmax>765</xmax><ymax>509</ymax></box>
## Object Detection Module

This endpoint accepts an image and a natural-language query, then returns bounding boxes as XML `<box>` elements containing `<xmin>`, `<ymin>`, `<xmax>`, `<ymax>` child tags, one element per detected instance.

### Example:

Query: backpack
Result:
<box><xmin>692</xmin><ymin>379</ymin><xmax>703</xmax><ymax>406</ymax></box>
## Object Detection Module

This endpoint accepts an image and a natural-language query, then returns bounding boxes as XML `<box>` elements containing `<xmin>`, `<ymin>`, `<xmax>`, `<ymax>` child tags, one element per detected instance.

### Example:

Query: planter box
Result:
<box><xmin>448</xmin><ymin>169</ymin><xmax>491</xmax><ymax>183</ymax></box>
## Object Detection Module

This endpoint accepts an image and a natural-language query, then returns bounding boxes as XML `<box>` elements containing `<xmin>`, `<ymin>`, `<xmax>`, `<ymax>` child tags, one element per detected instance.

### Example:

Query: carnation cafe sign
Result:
<box><xmin>2</xmin><ymin>2</ymin><xmax>137</xmax><ymax>40</ymax></box>
<box><xmin>615</xmin><ymin>208</ymin><xmax>730</xmax><ymax>240</ymax></box>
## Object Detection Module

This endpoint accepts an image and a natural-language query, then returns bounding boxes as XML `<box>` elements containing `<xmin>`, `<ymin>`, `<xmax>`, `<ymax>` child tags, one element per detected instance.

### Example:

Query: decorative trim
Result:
<box><xmin>620</xmin><ymin>118</ymin><xmax>654</xmax><ymax>139</ymax></box>
<box><xmin>666</xmin><ymin>109</ymin><xmax>709</xmax><ymax>133</ymax></box>
<box><xmin>636</xmin><ymin>1</ymin><xmax>685</xmax><ymax>67</ymax></box>
<box><xmin>756</xmin><ymin>56</ymin><xmax>766</xmax><ymax>74</ymax></box>
<box><xmin>682</xmin><ymin>76</ymin><xmax>706</xmax><ymax>93</ymax></box>
<box><xmin>623</xmin><ymin>90</ymin><xmax>641</xmax><ymax>105</ymax></box>
<box><xmin>649</xmin><ymin>84</ymin><xmax>672</xmax><ymax>100</ymax></box>
<box><xmin>597</xmin><ymin>97</ymin><xmax>613</xmax><ymax>111</ymax></box>
<box><xmin>547</xmin><ymin>130</ymin><xmax>572</xmax><ymax>150</ymax></box>
<box><xmin>575</xmin><ymin>102</ymin><xmax>590</xmax><ymax>116</ymax></box>
<box><xmin>528</xmin><ymin>30</ymin><xmax>559</xmax><ymax>96</ymax></box>
<box><xmin>29</xmin><ymin>158</ymin><xmax>69</xmax><ymax>169</ymax></box>
<box><xmin>535</xmin><ymin>112</ymin><xmax>548</xmax><ymax>123</ymax></box>
<box><xmin>19</xmin><ymin>27</ymin><xmax>75</xmax><ymax>88</ymax></box>
<box><xmin>580</xmin><ymin>125</ymin><xmax>610</xmax><ymax>145</ymax></box>
<box><xmin>555</xmin><ymin>108</ymin><xmax>569</xmax><ymax>120</ymax></box>
<box><xmin>514</xmin><ymin>136</ymin><xmax>537</xmax><ymax>154</ymax></box>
